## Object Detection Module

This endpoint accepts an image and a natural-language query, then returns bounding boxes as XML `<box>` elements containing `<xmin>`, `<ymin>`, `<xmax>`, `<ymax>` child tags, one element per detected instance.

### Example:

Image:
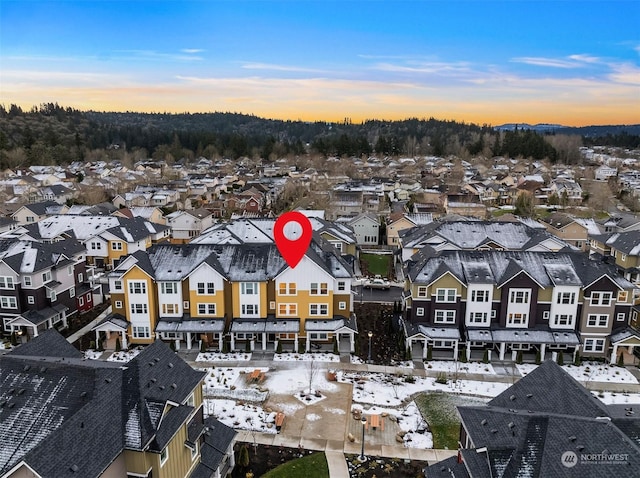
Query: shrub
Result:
<box><xmin>333</xmin><ymin>337</ymin><xmax>339</xmax><ymax>355</ymax></box>
<box><xmin>404</xmin><ymin>375</ymin><xmax>416</xmax><ymax>383</ymax></box>
<box><xmin>516</xmin><ymin>351</ymin><xmax>523</xmax><ymax>364</ymax></box>
<box><xmin>426</xmin><ymin>345</ymin><xmax>433</xmax><ymax>361</ymax></box>
<box><xmin>435</xmin><ymin>372</ymin><xmax>447</xmax><ymax>384</ymax></box>
<box><xmin>618</xmin><ymin>352</ymin><xmax>625</xmax><ymax>367</ymax></box>
<box><xmin>89</xmin><ymin>340</ymin><xmax>96</xmax><ymax>350</ymax></box>
<box><xmin>535</xmin><ymin>349</ymin><xmax>541</xmax><ymax>365</ymax></box>
<box><xmin>557</xmin><ymin>351</ymin><xmax>564</xmax><ymax>366</ymax></box>
<box><xmin>200</xmin><ymin>340</ymin><xmax>206</xmax><ymax>353</ymax></box>
<box><xmin>460</xmin><ymin>349</ymin><xmax>468</xmax><ymax>363</ymax></box>
<box><xmin>482</xmin><ymin>349</ymin><xmax>489</xmax><ymax>364</ymax></box>
<box><xmin>276</xmin><ymin>341</ymin><xmax>282</xmax><ymax>354</ymax></box>
<box><xmin>574</xmin><ymin>350</ymin><xmax>582</xmax><ymax>366</ymax></box>
<box><xmin>115</xmin><ymin>337</ymin><xmax>121</xmax><ymax>352</ymax></box>
<box><xmin>10</xmin><ymin>332</ymin><xmax>17</xmax><ymax>346</ymax></box>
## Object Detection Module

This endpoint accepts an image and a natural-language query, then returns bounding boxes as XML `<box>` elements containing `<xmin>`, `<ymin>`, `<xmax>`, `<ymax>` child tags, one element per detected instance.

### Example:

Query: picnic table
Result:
<box><xmin>249</xmin><ymin>369</ymin><xmax>261</xmax><ymax>380</ymax></box>
<box><xmin>275</xmin><ymin>412</ymin><xmax>285</xmax><ymax>431</ymax></box>
<box><xmin>370</xmin><ymin>414</ymin><xmax>383</xmax><ymax>430</ymax></box>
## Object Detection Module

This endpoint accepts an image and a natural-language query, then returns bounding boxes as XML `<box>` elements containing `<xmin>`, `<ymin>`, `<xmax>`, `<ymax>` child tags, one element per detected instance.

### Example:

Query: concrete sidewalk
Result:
<box><xmin>66</xmin><ymin>305</ymin><xmax>112</xmax><ymax>344</ymax></box>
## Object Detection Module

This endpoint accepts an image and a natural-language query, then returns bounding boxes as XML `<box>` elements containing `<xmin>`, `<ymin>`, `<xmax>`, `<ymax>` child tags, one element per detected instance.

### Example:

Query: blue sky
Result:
<box><xmin>1</xmin><ymin>1</ymin><xmax>639</xmax><ymax>125</ymax></box>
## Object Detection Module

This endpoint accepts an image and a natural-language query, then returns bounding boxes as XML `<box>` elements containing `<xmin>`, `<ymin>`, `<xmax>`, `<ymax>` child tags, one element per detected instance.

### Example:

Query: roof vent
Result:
<box><xmin>171</xmin><ymin>383</ymin><xmax>177</xmax><ymax>389</ymax></box>
<box><xmin>510</xmin><ymin>394</ymin><xmax>516</xmax><ymax>401</ymax></box>
<box><xmin>526</xmin><ymin>393</ymin><xmax>533</xmax><ymax>398</ymax></box>
<box><xmin>105</xmin><ymin>378</ymin><xmax>111</xmax><ymax>383</ymax></box>
<box><xmin>508</xmin><ymin>422</ymin><xmax>515</xmax><ymax>429</ymax></box>
<box><xmin>168</xmin><ymin>363</ymin><xmax>174</xmax><ymax>368</ymax></box>
<box><xmin>17</xmin><ymin>389</ymin><xmax>25</xmax><ymax>395</ymax></box>
<box><xmin>23</xmin><ymin>365</ymin><xmax>31</xmax><ymax>372</ymax></box>
<box><xmin>491</xmin><ymin>428</ymin><xmax>498</xmax><ymax>434</ymax></box>
<box><xmin>80</xmin><ymin>391</ymin><xmax>87</xmax><ymax>398</ymax></box>
<box><xmin>481</xmin><ymin>419</ymin><xmax>488</xmax><ymax>425</ymax></box>
<box><xmin>568</xmin><ymin>435</ymin><xmax>576</xmax><ymax>442</ymax></box>
<box><xmin>159</xmin><ymin>385</ymin><xmax>165</xmax><ymax>390</ymax></box>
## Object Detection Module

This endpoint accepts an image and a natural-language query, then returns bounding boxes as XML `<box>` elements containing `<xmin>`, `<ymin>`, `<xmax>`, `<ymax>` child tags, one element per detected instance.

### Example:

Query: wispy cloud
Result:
<box><xmin>113</xmin><ymin>49</ymin><xmax>203</xmax><ymax>62</ymax></box>
<box><xmin>240</xmin><ymin>62</ymin><xmax>327</xmax><ymax>74</ymax></box>
<box><xmin>181</xmin><ymin>49</ymin><xmax>204</xmax><ymax>54</ymax></box>
<box><xmin>511</xmin><ymin>56</ymin><xmax>584</xmax><ymax>68</ymax></box>
<box><xmin>373</xmin><ymin>61</ymin><xmax>472</xmax><ymax>75</ymax></box>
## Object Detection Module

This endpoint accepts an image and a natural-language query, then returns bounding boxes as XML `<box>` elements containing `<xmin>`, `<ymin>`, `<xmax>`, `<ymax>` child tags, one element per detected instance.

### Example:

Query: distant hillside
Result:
<box><xmin>497</xmin><ymin>123</ymin><xmax>640</xmax><ymax>137</ymax></box>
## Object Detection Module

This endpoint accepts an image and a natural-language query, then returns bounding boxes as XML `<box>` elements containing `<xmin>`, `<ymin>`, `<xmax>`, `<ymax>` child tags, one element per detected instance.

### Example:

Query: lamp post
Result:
<box><xmin>359</xmin><ymin>416</ymin><xmax>367</xmax><ymax>461</ymax></box>
<box><xmin>367</xmin><ymin>331</ymin><xmax>373</xmax><ymax>363</ymax></box>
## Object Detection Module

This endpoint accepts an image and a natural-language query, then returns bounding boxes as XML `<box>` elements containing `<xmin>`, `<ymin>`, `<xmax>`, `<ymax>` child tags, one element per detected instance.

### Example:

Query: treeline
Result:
<box><xmin>583</xmin><ymin>131</ymin><xmax>640</xmax><ymax>149</ymax></box>
<box><xmin>0</xmin><ymin>102</ymin><xmax>633</xmax><ymax>169</ymax></box>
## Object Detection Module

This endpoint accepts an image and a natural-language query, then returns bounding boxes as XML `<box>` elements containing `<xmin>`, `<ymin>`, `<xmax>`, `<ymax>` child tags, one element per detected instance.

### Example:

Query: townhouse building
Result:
<box><xmin>102</xmin><ymin>225</ymin><xmax>357</xmax><ymax>353</ymax></box>
<box><xmin>589</xmin><ymin>230</ymin><xmax>640</xmax><ymax>286</ymax></box>
<box><xmin>403</xmin><ymin>249</ymin><xmax>638</xmax><ymax>364</ymax></box>
<box><xmin>540</xmin><ymin>212</ymin><xmax>601</xmax><ymax>251</ymax></box>
<box><xmin>0</xmin><ymin>329</ymin><xmax>236</xmax><ymax>478</ymax></box>
<box><xmin>0</xmin><ymin>238</ymin><xmax>92</xmax><ymax>339</ymax></box>
<box><xmin>166</xmin><ymin>208</ymin><xmax>216</xmax><ymax>243</ymax></box>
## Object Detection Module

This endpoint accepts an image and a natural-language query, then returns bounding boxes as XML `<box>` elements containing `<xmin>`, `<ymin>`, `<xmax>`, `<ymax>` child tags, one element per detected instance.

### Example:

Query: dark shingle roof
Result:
<box><xmin>8</xmin><ymin>328</ymin><xmax>82</xmax><ymax>359</ymax></box>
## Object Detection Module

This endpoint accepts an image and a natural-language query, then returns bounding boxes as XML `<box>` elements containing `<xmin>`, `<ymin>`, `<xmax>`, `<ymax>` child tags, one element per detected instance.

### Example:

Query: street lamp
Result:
<box><xmin>359</xmin><ymin>416</ymin><xmax>367</xmax><ymax>461</ymax></box>
<box><xmin>367</xmin><ymin>331</ymin><xmax>373</xmax><ymax>363</ymax></box>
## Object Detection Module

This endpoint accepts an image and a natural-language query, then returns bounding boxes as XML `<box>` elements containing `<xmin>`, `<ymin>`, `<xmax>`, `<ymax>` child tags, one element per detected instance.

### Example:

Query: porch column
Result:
<box><xmin>121</xmin><ymin>331</ymin><xmax>127</xmax><ymax>350</ymax></box>
<box><xmin>250</xmin><ymin>339</ymin><xmax>255</xmax><ymax>351</ymax></box>
<box><xmin>466</xmin><ymin>341</ymin><xmax>471</xmax><ymax>361</ymax></box>
<box><xmin>230</xmin><ymin>335</ymin><xmax>235</xmax><ymax>351</ymax></box>
<box><xmin>422</xmin><ymin>339</ymin><xmax>428</xmax><ymax>359</ymax></box>
<box><xmin>306</xmin><ymin>335</ymin><xmax>310</xmax><ymax>353</ymax></box>
<box><xmin>350</xmin><ymin>333</ymin><xmax>355</xmax><ymax>353</ymax></box>
<box><xmin>499</xmin><ymin>342</ymin><xmax>506</xmax><ymax>361</ymax></box>
<box><xmin>628</xmin><ymin>345</ymin><xmax>634</xmax><ymax>354</ymax></box>
<box><xmin>540</xmin><ymin>343</ymin><xmax>546</xmax><ymax>361</ymax></box>
<box><xmin>453</xmin><ymin>340</ymin><xmax>459</xmax><ymax>360</ymax></box>
<box><xmin>294</xmin><ymin>333</ymin><xmax>299</xmax><ymax>352</ymax></box>
<box><xmin>573</xmin><ymin>343</ymin><xmax>580</xmax><ymax>362</ymax></box>
<box><xmin>186</xmin><ymin>332</ymin><xmax>192</xmax><ymax>350</ymax></box>
<box><xmin>611</xmin><ymin>343</ymin><xmax>619</xmax><ymax>364</ymax></box>
<box><xmin>175</xmin><ymin>338</ymin><xmax>180</xmax><ymax>350</ymax></box>
<box><xmin>262</xmin><ymin>333</ymin><xmax>266</xmax><ymax>351</ymax></box>
<box><xmin>95</xmin><ymin>329</ymin><xmax>100</xmax><ymax>347</ymax></box>
<box><xmin>218</xmin><ymin>334</ymin><xmax>223</xmax><ymax>351</ymax></box>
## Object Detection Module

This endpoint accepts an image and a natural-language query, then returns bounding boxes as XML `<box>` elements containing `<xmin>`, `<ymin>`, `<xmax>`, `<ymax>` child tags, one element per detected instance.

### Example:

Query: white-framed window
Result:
<box><xmin>77</xmin><ymin>273</ymin><xmax>83</xmax><ymax>283</ymax></box>
<box><xmin>198</xmin><ymin>303</ymin><xmax>216</xmax><ymax>315</ymax></box>
<box><xmin>556</xmin><ymin>292</ymin><xmax>576</xmax><ymax>304</ymax></box>
<box><xmin>436</xmin><ymin>288</ymin><xmax>456</xmax><ymax>303</ymax></box>
<box><xmin>621</xmin><ymin>253</ymin><xmax>627</xmax><ymax>261</ymax></box>
<box><xmin>197</xmin><ymin>282</ymin><xmax>215</xmax><ymax>295</ymax></box>
<box><xmin>133</xmin><ymin>326</ymin><xmax>150</xmax><ymax>339</ymax></box>
<box><xmin>69</xmin><ymin>287</ymin><xmax>75</xmax><ymax>298</ymax></box>
<box><xmin>339</xmin><ymin>301</ymin><xmax>347</xmax><ymax>310</ymax></box>
<box><xmin>23</xmin><ymin>276</ymin><xmax>32</xmax><ymax>287</ymax></box>
<box><xmin>90</xmin><ymin>241</ymin><xmax>101</xmax><ymax>250</ymax></box>
<box><xmin>310</xmin><ymin>332</ymin><xmax>328</xmax><ymax>340</ymax></box>
<box><xmin>507</xmin><ymin>313</ymin><xmax>527</xmax><ymax>326</ymax></box>
<box><xmin>131</xmin><ymin>303</ymin><xmax>148</xmax><ymax>314</ymax></box>
<box><xmin>190</xmin><ymin>441</ymin><xmax>198</xmax><ymax>461</ymax></box>
<box><xmin>416</xmin><ymin>307</ymin><xmax>425</xmax><ymax>316</ymax></box>
<box><xmin>584</xmin><ymin>338</ymin><xmax>606</xmax><ymax>353</ymax></box>
<box><xmin>617</xmin><ymin>312</ymin><xmax>626</xmax><ymax>321</ymax></box>
<box><xmin>26</xmin><ymin>216</ymin><xmax>35</xmax><ymax>223</ymax></box>
<box><xmin>129</xmin><ymin>281</ymin><xmax>146</xmax><ymax>294</ymax></box>
<box><xmin>161</xmin><ymin>282</ymin><xmax>178</xmax><ymax>294</ymax></box>
<box><xmin>278</xmin><ymin>303</ymin><xmax>297</xmax><ymax>316</ymax></box>
<box><xmin>309</xmin><ymin>304</ymin><xmax>329</xmax><ymax>316</ymax></box>
<box><xmin>590</xmin><ymin>291</ymin><xmax>613</xmax><ymax>306</ymax></box>
<box><xmin>111</xmin><ymin>242</ymin><xmax>123</xmax><ymax>251</ymax></box>
<box><xmin>115</xmin><ymin>300</ymin><xmax>123</xmax><ymax>309</ymax></box>
<box><xmin>417</xmin><ymin>286</ymin><xmax>428</xmax><ymax>298</ymax></box>
<box><xmin>241</xmin><ymin>304</ymin><xmax>258</xmax><ymax>315</ymax></box>
<box><xmin>87</xmin><ymin>294</ymin><xmax>91</xmax><ymax>303</ymax></box>
<box><xmin>162</xmin><ymin>304</ymin><xmax>178</xmax><ymax>314</ymax></box>
<box><xmin>0</xmin><ymin>277</ymin><xmax>14</xmax><ymax>289</ymax></box>
<box><xmin>184</xmin><ymin>301</ymin><xmax>190</xmax><ymax>309</ymax></box>
<box><xmin>310</xmin><ymin>282</ymin><xmax>328</xmax><ymax>295</ymax></box>
<box><xmin>337</xmin><ymin>281</ymin><xmax>346</xmax><ymax>292</ymax></box>
<box><xmin>0</xmin><ymin>296</ymin><xmax>17</xmax><ymax>309</ymax></box>
<box><xmin>278</xmin><ymin>282</ymin><xmax>297</xmax><ymax>295</ymax></box>
<box><xmin>160</xmin><ymin>447</ymin><xmax>169</xmax><ymax>467</ymax></box>
<box><xmin>433</xmin><ymin>340</ymin><xmax>454</xmax><ymax>348</ymax></box>
<box><xmin>186</xmin><ymin>392</ymin><xmax>195</xmax><ymax>407</ymax></box>
<box><xmin>241</xmin><ymin>282</ymin><xmax>258</xmax><ymax>295</ymax></box>
<box><xmin>113</xmin><ymin>280</ymin><xmax>123</xmax><ymax>291</ymax></box>
<box><xmin>491</xmin><ymin>310</ymin><xmax>496</xmax><ymax>318</ymax></box>
<box><xmin>49</xmin><ymin>290</ymin><xmax>57</xmax><ymax>302</ymax></box>
<box><xmin>469</xmin><ymin>312</ymin><xmax>488</xmax><ymax>324</ymax></box>
<box><xmin>68</xmin><ymin>265</ymin><xmax>73</xmax><ymax>275</ymax></box>
<box><xmin>553</xmin><ymin>314</ymin><xmax>573</xmax><ymax>326</ymax></box>
<box><xmin>543</xmin><ymin>311</ymin><xmax>550</xmax><ymax>319</ymax></box>
<box><xmin>509</xmin><ymin>289</ymin><xmax>530</xmax><ymax>304</ymax></box>
<box><xmin>587</xmin><ymin>314</ymin><xmax>608</xmax><ymax>327</ymax></box>
<box><xmin>42</xmin><ymin>271</ymin><xmax>51</xmax><ymax>283</ymax></box>
<box><xmin>618</xmin><ymin>291</ymin><xmax>629</xmax><ymax>302</ymax></box>
<box><xmin>78</xmin><ymin>296</ymin><xmax>84</xmax><ymax>306</ymax></box>
<box><xmin>434</xmin><ymin>310</ymin><xmax>456</xmax><ymax>323</ymax></box>
<box><xmin>471</xmin><ymin>290</ymin><xmax>489</xmax><ymax>302</ymax></box>
<box><xmin>27</xmin><ymin>296</ymin><xmax>35</xmax><ymax>304</ymax></box>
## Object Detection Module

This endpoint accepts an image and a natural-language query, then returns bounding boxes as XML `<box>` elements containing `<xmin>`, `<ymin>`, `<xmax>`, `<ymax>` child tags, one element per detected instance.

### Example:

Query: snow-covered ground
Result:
<box><xmin>517</xmin><ymin>362</ymin><xmax>638</xmax><ymax>384</ymax></box>
<box><xmin>274</xmin><ymin>352</ymin><xmax>340</xmax><ymax>362</ymax></box>
<box><xmin>84</xmin><ymin>349</ymin><xmax>103</xmax><ymax>360</ymax></box>
<box><xmin>196</xmin><ymin>352</ymin><xmax>251</xmax><ymax>361</ymax></box>
<box><xmin>106</xmin><ymin>347</ymin><xmax>144</xmax><ymax>362</ymax></box>
<box><xmin>425</xmin><ymin>360</ymin><xmax>496</xmax><ymax>375</ymax></box>
<box><xmin>592</xmin><ymin>391</ymin><xmax>640</xmax><ymax>404</ymax></box>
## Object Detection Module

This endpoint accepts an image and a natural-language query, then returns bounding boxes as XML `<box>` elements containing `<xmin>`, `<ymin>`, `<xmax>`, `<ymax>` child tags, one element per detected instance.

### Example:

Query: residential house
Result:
<box><xmin>426</xmin><ymin>360</ymin><xmax>640</xmax><ymax>477</ymax></box>
<box><xmin>403</xmin><ymin>249</ymin><xmax>636</xmax><ymax>363</ymax></box>
<box><xmin>386</xmin><ymin>213</ymin><xmax>434</xmax><ymax>247</ymax></box>
<box><xmin>166</xmin><ymin>208</ymin><xmax>216</xmax><ymax>244</ymax></box>
<box><xmin>598</xmin><ymin>213</ymin><xmax>640</xmax><ymax>233</ymax></box>
<box><xmin>444</xmin><ymin>195</ymin><xmax>487</xmax><ymax>219</ymax></box>
<box><xmin>343</xmin><ymin>213</ymin><xmax>380</xmax><ymax>246</ymax></box>
<box><xmin>540</xmin><ymin>212</ymin><xmax>601</xmax><ymax>252</ymax></box>
<box><xmin>595</xmin><ymin>164</ymin><xmax>618</xmax><ymax>181</ymax></box>
<box><xmin>589</xmin><ymin>230</ymin><xmax>640</xmax><ymax>285</ymax></box>
<box><xmin>549</xmin><ymin>177</ymin><xmax>583</xmax><ymax>205</ymax></box>
<box><xmin>114</xmin><ymin>206</ymin><xmax>167</xmax><ymax>225</ymax></box>
<box><xmin>0</xmin><ymin>329</ymin><xmax>237</xmax><ymax>478</ymax></box>
<box><xmin>11</xmin><ymin>200</ymin><xmax>65</xmax><ymax>225</ymax></box>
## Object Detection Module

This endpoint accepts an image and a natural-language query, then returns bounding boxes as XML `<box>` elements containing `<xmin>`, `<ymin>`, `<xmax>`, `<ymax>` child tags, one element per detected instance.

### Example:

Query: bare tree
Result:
<box><xmin>307</xmin><ymin>357</ymin><xmax>319</xmax><ymax>395</ymax></box>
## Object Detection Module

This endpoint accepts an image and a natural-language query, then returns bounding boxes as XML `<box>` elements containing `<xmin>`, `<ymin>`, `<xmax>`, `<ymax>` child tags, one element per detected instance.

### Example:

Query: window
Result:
<box><xmin>198</xmin><ymin>303</ymin><xmax>216</xmax><ymax>315</ymax></box>
<box><xmin>113</xmin><ymin>280</ymin><xmax>123</xmax><ymax>291</ymax></box>
<box><xmin>553</xmin><ymin>314</ymin><xmax>573</xmax><ymax>326</ymax></box>
<box><xmin>69</xmin><ymin>287</ymin><xmax>75</xmax><ymax>298</ymax></box>
<box><xmin>339</xmin><ymin>301</ymin><xmax>347</xmax><ymax>310</ymax></box>
<box><xmin>491</xmin><ymin>310</ymin><xmax>496</xmax><ymax>318</ymax></box>
<box><xmin>435</xmin><ymin>310</ymin><xmax>456</xmax><ymax>323</ymax></box>
<box><xmin>186</xmin><ymin>392</ymin><xmax>195</xmax><ymax>407</ymax></box>
<box><xmin>618</xmin><ymin>291</ymin><xmax>629</xmax><ymax>302</ymax></box>
<box><xmin>309</xmin><ymin>304</ymin><xmax>329</xmax><ymax>316</ymax></box>
<box><xmin>161</xmin><ymin>282</ymin><xmax>178</xmax><ymax>294</ymax></box>
<box><xmin>23</xmin><ymin>276</ymin><xmax>32</xmax><ymax>287</ymax></box>
<box><xmin>507</xmin><ymin>313</ymin><xmax>527</xmax><ymax>326</ymax></box>
<box><xmin>543</xmin><ymin>311</ymin><xmax>550</xmax><ymax>319</ymax></box>
<box><xmin>184</xmin><ymin>301</ymin><xmax>190</xmax><ymax>309</ymax></box>
<box><xmin>133</xmin><ymin>326</ymin><xmax>150</xmax><ymax>338</ymax></box>
<box><xmin>111</xmin><ymin>242</ymin><xmax>123</xmax><ymax>251</ymax></box>
<box><xmin>190</xmin><ymin>441</ymin><xmax>198</xmax><ymax>460</ymax></box>
<box><xmin>338</xmin><ymin>281</ymin><xmax>346</xmax><ymax>292</ymax></box>
<box><xmin>49</xmin><ymin>290</ymin><xmax>57</xmax><ymax>302</ymax></box>
<box><xmin>471</xmin><ymin>290</ymin><xmax>489</xmax><ymax>302</ymax></box>
<box><xmin>162</xmin><ymin>304</ymin><xmax>178</xmax><ymax>314</ymax></box>
<box><xmin>129</xmin><ymin>281</ymin><xmax>146</xmax><ymax>294</ymax></box>
<box><xmin>87</xmin><ymin>294</ymin><xmax>91</xmax><ymax>303</ymax></box>
<box><xmin>556</xmin><ymin>292</ymin><xmax>576</xmax><ymax>304</ymax></box>
<box><xmin>160</xmin><ymin>447</ymin><xmax>169</xmax><ymax>466</ymax></box>
<box><xmin>27</xmin><ymin>296</ymin><xmax>35</xmax><ymax>304</ymax></box>
<box><xmin>115</xmin><ymin>300</ymin><xmax>123</xmax><ymax>309</ymax></box>
<box><xmin>310</xmin><ymin>282</ymin><xmax>328</xmax><ymax>295</ymax></box>
<box><xmin>278</xmin><ymin>303</ymin><xmax>297</xmax><ymax>316</ymax></box>
<box><xmin>197</xmin><ymin>282</ymin><xmax>215</xmax><ymax>295</ymax></box>
<box><xmin>130</xmin><ymin>303</ymin><xmax>148</xmax><ymax>314</ymax></box>
<box><xmin>79</xmin><ymin>297</ymin><xmax>84</xmax><ymax>306</ymax></box>
<box><xmin>617</xmin><ymin>312</ymin><xmax>626</xmax><ymax>321</ymax></box>
<box><xmin>0</xmin><ymin>297</ymin><xmax>17</xmax><ymax>309</ymax></box>
<box><xmin>436</xmin><ymin>288</ymin><xmax>456</xmax><ymax>303</ymax></box>
<box><xmin>509</xmin><ymin>289</ymin><xmax>530</xmax><ymax>304</ymax></box>
<box><xmin>417</xmin><ymin>286</ymin><xmax>428</xmax><ymax>298</ymax></box>
<box><xmin>77</xmin><ymin>273</ymin><xmax>83</xmax><ymax>283</ymax></box>
<box><xmin>590</xmin><ymin>292</ymin><xmax>612</xmax><ymax>306</ymax></box>
<box><xmin>587</xmin><ymin>314</ymin><xmax>608</xmax><ymax>327</ymax></box>
<box><xmin>278</xmin><ymin>282</ymin><xmax>296</xmax><ymax>295</ymax></box>
<box><xmin>26</xmin><ymin>216</ymin><xmax>35</xmax><ymax>223</ymax></box>
<box><xmin>68</xmin><ymin>265</ymin><xmax>73</xmax><ymax>275</ymax></box>
<box><xmin>469</xmin><ymin>312</ymin><xmax>488</xmax><ymax>324</ymax></box>
<box><xmin>241</xmin><ymin>282</ymin><xmax>258</xmax><ymax>295</ymax></box>
<box><xmin>90</xmin><ymin>241</ymin><xmax>100</xmax><ymax>250</ymax></box>
<box><xmin>0</xmin><ymin>277</ymin><xmax>14</xmax><ymax>289</ymax></box>
<box><xmin>241</xmin><ymin>304</ymin><xmax>258</xmax><ymax>315</ymax></box>
<box><xmin>584</xmin><ymin>338</ymin><xmax>606</xmax><ymax>353</ymax></box>
<box><xmin>310</xmin><ymin>332</ymin><xmax>328</xmax><ymax>340</ymax></box>
<box><xmin>42</xmin><ymin>271</ymin><xmax>51</xmax><ymax>283</ymax></box>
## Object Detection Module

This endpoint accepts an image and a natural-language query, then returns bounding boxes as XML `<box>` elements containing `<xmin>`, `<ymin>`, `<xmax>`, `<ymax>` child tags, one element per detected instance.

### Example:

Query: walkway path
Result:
<box><xmin>65</xmin><ymin>306</ymin><xmax>112</xmax><ymax>344</ymax></box>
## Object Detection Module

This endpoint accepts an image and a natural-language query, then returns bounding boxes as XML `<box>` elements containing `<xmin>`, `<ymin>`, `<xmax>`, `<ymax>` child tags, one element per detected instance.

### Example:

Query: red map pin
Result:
<box><xmin>274</xmin><ymin>211</ymin><xmax>313</xmax><ymax>269</ymax></box>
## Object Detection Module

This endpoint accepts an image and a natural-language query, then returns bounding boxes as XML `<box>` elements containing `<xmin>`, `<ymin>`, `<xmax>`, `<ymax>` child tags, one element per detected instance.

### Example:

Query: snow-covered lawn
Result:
<box><xmin>517</xmin><ymin>362</ymin><xmax>638</xmax><ymax>384</ymax></box>
<box><xmin>84</xmin><ymin>349</ymin><xmax>103</xmax><ymax>360</ymax></box>
<box><xmin>196</xmin><ymin>352</ymin><xmax>251</xmax><ymax>361</ymax></box>
<box><xmin>274</xmin><ymin>352</ymin><xmax>340</xmax><ymax>362</ymax></box>
<box><xmin>204</xmin><ymin>399</ymin><xmax>278</xmax><ymax>434</ymax></box>
<box><xmin>592</xmin><ymin>391</ymin><xmax>640</xmax><ymax>405</ymax></box>
<box><xmin>106</xmin><ymin>347</ymin><xmax>144</xmax><ymax>362</ymax></box>
<box><xmin>425</xmin><ymin>360</ymin><xmax>496</xmax><ymax>375</ymax></box>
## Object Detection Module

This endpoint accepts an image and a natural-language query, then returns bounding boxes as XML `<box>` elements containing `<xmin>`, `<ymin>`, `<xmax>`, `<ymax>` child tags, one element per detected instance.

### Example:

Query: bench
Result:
<box><xmin>275</xmin><ymin>412</ymin><xmax>285</xmax><ymax>431</ymax></box>
<box><xmin>249</xmin><ymin>369</ymin><xmax>261</xmax><ymax>381</ymax></box>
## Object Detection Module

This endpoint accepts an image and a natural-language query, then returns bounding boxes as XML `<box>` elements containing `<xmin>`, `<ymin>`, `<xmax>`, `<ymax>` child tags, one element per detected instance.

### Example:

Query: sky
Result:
<box><xmin>1</xmin><ymin>1</ymin><xmax>639</xmax><ymax>126</ymax></box>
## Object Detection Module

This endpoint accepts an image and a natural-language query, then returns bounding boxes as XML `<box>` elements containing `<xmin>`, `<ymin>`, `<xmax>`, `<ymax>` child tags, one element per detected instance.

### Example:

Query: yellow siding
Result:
<box><xmin>426</xmin><ymin>273</ymin><xmax>465</xmax><ymax>297</ymax></box>
<box><xmin>231</xmin><ymin>282</ymin><xmax>268</xmax><ymax>317</ymax></box>
<box><xmin>188</xmin><ymin>279</ymin><xmax>225</xmax><ymax>318</ymax></box>
<box><xmin>107</xmin><ymin>241</ymin><xmax>129</xmax><ymax>266</ymax></box>
<box><xmin>123</xmin><ymin>266</ymin><xmax>156</xmax><ymax>345</ymax></box>
<box><xmin>537</xmin><ymin>288</ymin><xmax>553</xmax><ymax>302</ymax></box>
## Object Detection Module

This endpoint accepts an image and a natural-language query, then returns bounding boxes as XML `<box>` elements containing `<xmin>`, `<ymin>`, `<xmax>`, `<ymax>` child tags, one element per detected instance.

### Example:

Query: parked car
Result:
<box><xmin>363</xmin><ymin>277</ymin><xmax>391</xmax><ymax>290</ymax></box>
